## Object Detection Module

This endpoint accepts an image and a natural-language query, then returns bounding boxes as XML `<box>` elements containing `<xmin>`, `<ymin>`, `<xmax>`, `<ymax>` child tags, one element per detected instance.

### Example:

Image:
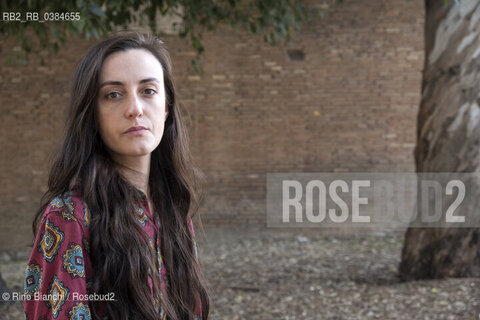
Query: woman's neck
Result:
<box><xmin>113</xmin><ymin>154</ymin><xmax>151</xmax><ymax>197</ymax></box>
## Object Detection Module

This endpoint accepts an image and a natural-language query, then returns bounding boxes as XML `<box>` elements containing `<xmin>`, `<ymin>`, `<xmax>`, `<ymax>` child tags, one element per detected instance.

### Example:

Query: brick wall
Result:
<box><xmin>0</xmin><ymin>0</ymin><xmax>424</xmax><ymax>249</ymax></box>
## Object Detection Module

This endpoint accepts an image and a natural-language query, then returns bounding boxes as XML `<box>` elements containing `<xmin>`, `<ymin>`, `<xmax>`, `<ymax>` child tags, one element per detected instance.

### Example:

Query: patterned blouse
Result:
<box><xmin>24</xmin><ymin>188</ymin><xmax>202</xmax><ymax>320</ymax></box>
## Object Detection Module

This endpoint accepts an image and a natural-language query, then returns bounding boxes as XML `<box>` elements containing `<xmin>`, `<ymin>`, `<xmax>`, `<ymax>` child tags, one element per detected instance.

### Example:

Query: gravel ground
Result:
<box><xmin>1</xmin><ymin>226</ymin><xmax>479</xmax><ymax>320</ymax></box>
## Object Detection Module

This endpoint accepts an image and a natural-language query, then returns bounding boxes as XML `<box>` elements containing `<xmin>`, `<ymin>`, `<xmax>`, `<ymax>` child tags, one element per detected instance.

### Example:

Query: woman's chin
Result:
<box><xmin>113</xmin><ymin>146</ymin><xmax>155</xmax><ymax>158</ymax></box>
<box><xmin>128</xmin><ymin>149</ymin><xmax>154</xmax><ymax>157</ymax></box>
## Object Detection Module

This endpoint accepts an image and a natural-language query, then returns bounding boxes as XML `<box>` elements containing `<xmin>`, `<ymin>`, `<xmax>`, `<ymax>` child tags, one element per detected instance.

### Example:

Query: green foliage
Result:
<box><xmin>0</xmin><ymin>0</ymin><xmax>319</xmax><ymax>70</ymax></box>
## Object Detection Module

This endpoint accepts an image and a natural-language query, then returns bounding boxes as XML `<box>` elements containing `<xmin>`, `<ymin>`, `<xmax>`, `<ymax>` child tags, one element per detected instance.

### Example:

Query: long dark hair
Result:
<box><xmin>33</xmin><ymin>32</ymin><xmax>210</xmax><ymax>320</ymax></box>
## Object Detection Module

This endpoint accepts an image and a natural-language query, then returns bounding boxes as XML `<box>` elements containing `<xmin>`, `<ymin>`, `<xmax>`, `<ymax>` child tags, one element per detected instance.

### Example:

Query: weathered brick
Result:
<box><xmin>0</xmin><ymin>0</ymin><xmax>424</xmax><ymax>248</ymax></box>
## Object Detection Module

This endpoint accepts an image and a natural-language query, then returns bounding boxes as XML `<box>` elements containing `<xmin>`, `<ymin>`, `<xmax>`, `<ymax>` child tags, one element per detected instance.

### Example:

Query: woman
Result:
<box><xmin>23</xmin><ymin>32</ymin><xmax>210</xmax><ymax>320</ymax></box>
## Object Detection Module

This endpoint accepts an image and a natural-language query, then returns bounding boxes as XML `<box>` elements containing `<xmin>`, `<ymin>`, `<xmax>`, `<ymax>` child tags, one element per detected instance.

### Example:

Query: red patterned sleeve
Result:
<box><xmin>24</xmin><ymin>196</ymin><xmax>92</xmax><ymax>320</ymax></box>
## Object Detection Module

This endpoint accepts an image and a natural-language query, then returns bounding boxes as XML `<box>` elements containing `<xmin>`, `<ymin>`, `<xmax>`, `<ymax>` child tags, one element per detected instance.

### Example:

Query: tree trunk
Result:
<box><xmin>399</xmin><ymin>0</ymin><xmax>480</xmax><ymax>280</ymax></box>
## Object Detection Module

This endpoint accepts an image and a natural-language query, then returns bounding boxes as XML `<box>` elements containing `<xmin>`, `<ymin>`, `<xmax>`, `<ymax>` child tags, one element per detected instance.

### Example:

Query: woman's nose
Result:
<box><xmin>125</xmin><ymin>93</ymin><xmax>143</xmax><ymax>118</ymax></box>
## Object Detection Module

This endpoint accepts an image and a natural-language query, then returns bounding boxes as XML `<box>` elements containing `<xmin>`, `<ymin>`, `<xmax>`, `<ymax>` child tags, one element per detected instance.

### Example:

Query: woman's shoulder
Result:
<box><xmin>42</xmin><ymin>188</ymin><xmax>90</xmax><ymax>229</ymax></box>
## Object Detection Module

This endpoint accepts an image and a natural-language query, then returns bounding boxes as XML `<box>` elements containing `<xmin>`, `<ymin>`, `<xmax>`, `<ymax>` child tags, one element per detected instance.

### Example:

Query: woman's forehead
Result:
<box><xmin>100</xmin><ymin>48</ymin><xmax>164</xmax><ymax>84</ymax></box>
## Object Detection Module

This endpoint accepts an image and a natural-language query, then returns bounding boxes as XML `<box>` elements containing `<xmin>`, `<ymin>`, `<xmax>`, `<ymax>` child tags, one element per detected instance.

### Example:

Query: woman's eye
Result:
<box><xmin>144</xmin><ymin>88</ymin><xmax>156</xmax><ymax>95</ymax></box>
<box><xmin>106</xmin><ymin>92</ymin><xmax>120</xmax><ymax>99</ymax></box>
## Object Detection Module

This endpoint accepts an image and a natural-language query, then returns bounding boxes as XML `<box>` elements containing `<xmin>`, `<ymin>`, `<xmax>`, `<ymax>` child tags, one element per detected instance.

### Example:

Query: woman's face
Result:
<box><xmin>97</xmin><ymin>48</ymin><xmax>167</xmax><ymax>162</ymax></box>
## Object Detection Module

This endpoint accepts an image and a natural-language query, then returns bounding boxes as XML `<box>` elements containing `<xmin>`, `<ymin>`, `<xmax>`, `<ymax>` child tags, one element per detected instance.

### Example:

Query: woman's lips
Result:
<box><xmin>124</xmin><ymin>126</ymin><xmax>148</xmax><ymax>135</ymax></box>
<box><xmin>124</xmin><ymin>129</ymin><xmax>147</xmax><ymax>135</ymax></box>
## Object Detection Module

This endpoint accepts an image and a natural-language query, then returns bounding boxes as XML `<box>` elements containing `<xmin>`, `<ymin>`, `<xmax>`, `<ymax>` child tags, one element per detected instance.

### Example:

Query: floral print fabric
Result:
<box><xmin>24</xmin><ymin>189</ymin><xmax>202</xmax><ymax>319</ymax></box>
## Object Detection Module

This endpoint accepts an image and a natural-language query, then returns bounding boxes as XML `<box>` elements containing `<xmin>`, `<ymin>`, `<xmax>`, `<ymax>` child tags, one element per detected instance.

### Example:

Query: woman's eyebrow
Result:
<box><xmin>139</xmin><ymin>77</ymin><xmax>161</xmax><ymax>85</ymax></box>
<box><xmin>99</xmin><ymin>78</ymin><xmax>161</xmax><ymax>88</ymax></box>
